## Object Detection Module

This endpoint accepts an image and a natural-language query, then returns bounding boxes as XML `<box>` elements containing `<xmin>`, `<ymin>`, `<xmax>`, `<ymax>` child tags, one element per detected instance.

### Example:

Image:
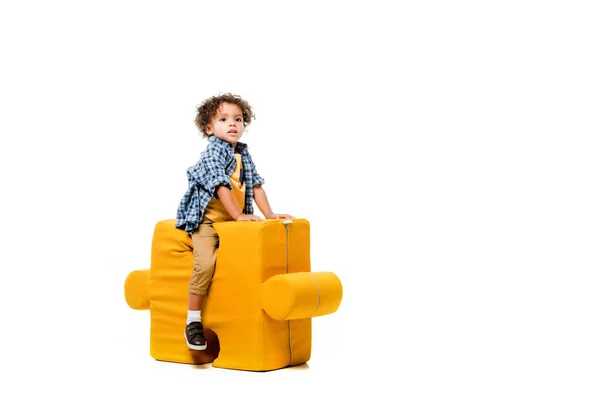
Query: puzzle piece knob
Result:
<box><xmin>124</xmin><ymin>269</ymin><xmax>150</xmax><ymax>310</ymax></box>
<box><xmin>261</xmin><ymin>271</ymin><xmax>343</xmax><ymax>320</ymax></box>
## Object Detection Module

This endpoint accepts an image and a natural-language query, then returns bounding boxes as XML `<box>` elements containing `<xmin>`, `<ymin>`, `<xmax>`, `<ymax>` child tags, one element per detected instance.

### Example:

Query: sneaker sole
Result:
<box><xmin>184</xmin><ymin>332</ymin><xmax>207</xmax><ymax>351</ymax></box>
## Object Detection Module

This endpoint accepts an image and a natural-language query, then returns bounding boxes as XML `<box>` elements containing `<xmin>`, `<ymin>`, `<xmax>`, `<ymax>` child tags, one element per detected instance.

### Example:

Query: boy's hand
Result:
<box><xmin>267</xmin><ymin>213</ymin><xmax>294</xmax><ymax>219</ymax></box>
<box><xmin>236</xmin><ymin>214</ymin><xmax>262</xmax><ymax>221</ymax></box>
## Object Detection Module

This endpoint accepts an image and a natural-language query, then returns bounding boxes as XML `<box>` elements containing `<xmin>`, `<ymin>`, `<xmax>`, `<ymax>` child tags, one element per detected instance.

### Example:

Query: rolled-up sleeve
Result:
<box><xmin>202</xmin><ymin>147</ymin><xmax>231</xmax><ymax>195</ymax></box>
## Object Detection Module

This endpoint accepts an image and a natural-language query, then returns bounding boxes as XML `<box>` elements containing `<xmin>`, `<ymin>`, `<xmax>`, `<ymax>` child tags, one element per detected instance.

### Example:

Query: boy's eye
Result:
<box><xmin>235</xmin><ymin>118</ymin><xmax>242</xmax><ymax>122</ymax></box>
<box><xmin>220</xmin><ymin>118</ymin><xmax>227</xmax><ymax>122</ymax></box>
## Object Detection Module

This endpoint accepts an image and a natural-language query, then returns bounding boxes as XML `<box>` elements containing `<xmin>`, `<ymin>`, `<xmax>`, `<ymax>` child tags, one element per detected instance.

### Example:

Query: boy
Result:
<box><xmin>176</xmin><ymin>93</ymin><xmax>293</xmax><ymax>350</ymax></box>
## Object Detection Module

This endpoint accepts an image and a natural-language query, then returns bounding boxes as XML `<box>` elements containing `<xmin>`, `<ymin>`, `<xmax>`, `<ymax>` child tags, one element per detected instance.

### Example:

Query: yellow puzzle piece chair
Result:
<box><xmin>124</xmin><ymin>218</ymin><xmax>343</xmax><ymax>371</ymax></box>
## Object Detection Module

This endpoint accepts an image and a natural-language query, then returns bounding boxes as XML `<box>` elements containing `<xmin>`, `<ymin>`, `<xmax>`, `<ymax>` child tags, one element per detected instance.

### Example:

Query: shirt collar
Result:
<box><xmin>208</xmin><ymin>135</ymin><xmax>248</xmax><ymax>154</ymax></box>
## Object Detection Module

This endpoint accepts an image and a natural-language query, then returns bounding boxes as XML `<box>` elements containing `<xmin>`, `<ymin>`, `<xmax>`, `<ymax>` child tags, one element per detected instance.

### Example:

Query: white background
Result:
<box><xmin>1</xmin><ymin>1</ymin><xmax>599</xmax><ymax>399</ymax></box>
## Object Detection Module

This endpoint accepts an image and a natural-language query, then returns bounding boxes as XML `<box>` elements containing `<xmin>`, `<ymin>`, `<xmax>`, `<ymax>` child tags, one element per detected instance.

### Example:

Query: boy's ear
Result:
<box><xmin>206</xmin><ymin>126</ymin><xmax>213</xmax><ymax>135</ymax></box>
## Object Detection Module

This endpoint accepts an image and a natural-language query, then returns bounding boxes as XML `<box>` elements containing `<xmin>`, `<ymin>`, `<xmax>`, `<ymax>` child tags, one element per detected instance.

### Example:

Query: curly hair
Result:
<box><xmin>194</xmin><ymin>93</ymin><xmax>255</xmax><ymax>138</ymax></box>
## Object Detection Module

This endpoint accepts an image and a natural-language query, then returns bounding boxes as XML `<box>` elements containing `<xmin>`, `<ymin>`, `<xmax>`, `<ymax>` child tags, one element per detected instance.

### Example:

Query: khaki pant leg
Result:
<box><xmin>189</xmin><ymin>220</ymin><xmax>219</xmax><ymax>296</ymax></box>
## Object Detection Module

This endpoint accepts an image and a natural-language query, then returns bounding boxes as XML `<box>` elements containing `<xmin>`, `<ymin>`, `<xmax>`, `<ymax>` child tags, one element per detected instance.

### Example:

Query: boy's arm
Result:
<box><xmin>253</xmin><ymin>185</ymin><xmax>294</xmax><ymax>219</ymax></box>
<box><xmin>216</xmin><ymin>185</ymin><xmax>261</xmax><ymax>221</ymax></box>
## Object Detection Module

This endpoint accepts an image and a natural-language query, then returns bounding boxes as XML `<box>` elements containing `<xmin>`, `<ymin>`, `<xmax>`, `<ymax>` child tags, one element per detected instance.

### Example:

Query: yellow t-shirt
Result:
<box><xmin>203</xmin><ymin>153</ymin><xmax>246</xmax><ymax>222</ymax></box>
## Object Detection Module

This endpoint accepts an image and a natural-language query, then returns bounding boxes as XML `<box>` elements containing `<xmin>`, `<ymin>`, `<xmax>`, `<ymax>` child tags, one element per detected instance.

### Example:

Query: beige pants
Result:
<box><xmin>189</xmin><ymin>217</ymin><xmax>219</xmax><ymax>295</ymax></box>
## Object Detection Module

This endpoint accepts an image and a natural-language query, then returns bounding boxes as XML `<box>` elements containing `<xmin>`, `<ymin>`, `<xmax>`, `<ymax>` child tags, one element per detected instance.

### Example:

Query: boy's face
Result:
<box><xmin>206</xmin><ymin>102</ymin><xmax>244</xmax><ymax>145</ymax></box>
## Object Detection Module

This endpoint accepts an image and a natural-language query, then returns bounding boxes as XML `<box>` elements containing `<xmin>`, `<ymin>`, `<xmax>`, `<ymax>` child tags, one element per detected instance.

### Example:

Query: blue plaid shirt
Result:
<box><xmin>176</xmin><ymin>136</ymin><xmax>265</xmax><ymax>234</ymax></box>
